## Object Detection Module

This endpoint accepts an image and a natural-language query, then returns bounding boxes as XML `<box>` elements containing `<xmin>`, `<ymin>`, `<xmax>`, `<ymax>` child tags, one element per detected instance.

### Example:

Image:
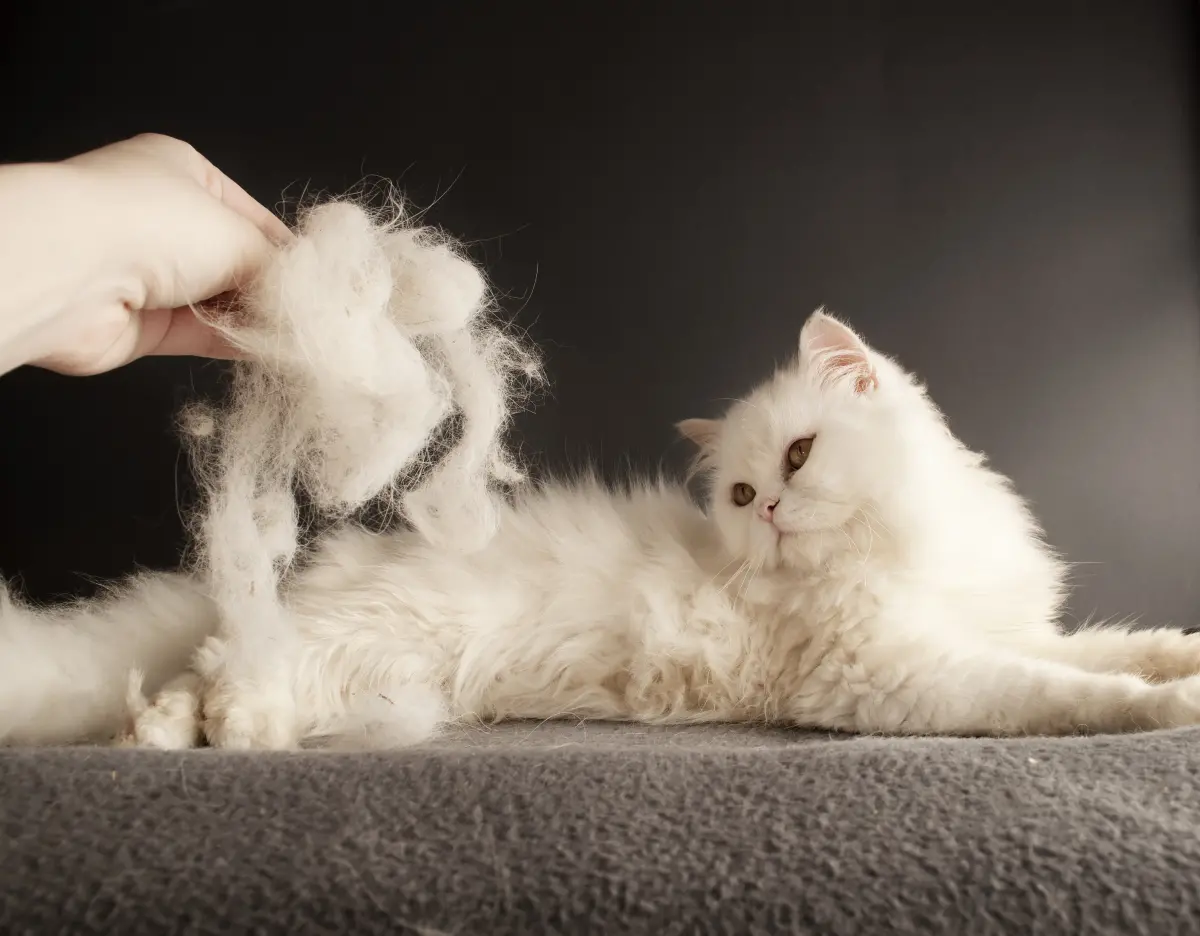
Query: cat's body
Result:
<box><xmin>5</xmin><ymin>310</ymin><xmax>1200</xmax><ymax>749</ymax></box>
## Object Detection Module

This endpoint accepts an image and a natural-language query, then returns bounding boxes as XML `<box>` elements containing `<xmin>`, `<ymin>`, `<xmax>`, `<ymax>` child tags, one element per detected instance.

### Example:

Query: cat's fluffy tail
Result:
<box><xmin>0</xmin><ymin>573</ymin><xmax>216</xmax><ymax>745</ymax></box>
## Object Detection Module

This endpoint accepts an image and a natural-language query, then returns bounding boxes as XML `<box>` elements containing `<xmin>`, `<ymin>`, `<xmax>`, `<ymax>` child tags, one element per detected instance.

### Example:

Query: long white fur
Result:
<box><xmin>4</xmin><ymin>254</ymin><xmax>1200</xmax><ymax>747</ymax></box>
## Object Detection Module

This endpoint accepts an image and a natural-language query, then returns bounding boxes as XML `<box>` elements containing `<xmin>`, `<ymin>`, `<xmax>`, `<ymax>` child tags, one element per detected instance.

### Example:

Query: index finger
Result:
<box><xmin>131</xmin><ymin>135</ymin><xmax>295</xmax><ymax>246</ymax></box>
<box><xmin>209</xmin><ymin>168</ymin><xmax>294</xmax><ymax>246</ymax></box>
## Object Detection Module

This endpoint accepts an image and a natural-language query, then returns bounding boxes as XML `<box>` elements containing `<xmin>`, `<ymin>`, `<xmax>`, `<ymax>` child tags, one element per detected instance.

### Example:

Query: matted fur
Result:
<box><xmin>4</xmin><ymin>277</ymin><xmax>1200</xmax><ymax>747</ymax></box>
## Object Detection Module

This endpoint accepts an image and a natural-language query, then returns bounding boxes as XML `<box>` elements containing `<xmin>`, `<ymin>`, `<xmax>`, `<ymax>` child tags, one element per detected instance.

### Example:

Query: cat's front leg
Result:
<box><xmin>193</xmin><ymin>626</ymin><xmax>301</xmax><ymax>750</ymax></box>
<box><xmin>1019</xmin><ymin>626</ymin><xmax>1200</xmax><ymax>683</ymax></box>
<box><xmin>787</xmin><ymin>630</ymin><xmax>1200</xmax><ymax>737</ymax></box>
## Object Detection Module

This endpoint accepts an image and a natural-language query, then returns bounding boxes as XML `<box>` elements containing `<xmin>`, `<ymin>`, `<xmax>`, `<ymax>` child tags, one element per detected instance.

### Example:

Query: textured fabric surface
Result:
<box><xmin>3</xmin><ymin>722</ymin><xmax>1199</xmax><ymax>935</ymax></box>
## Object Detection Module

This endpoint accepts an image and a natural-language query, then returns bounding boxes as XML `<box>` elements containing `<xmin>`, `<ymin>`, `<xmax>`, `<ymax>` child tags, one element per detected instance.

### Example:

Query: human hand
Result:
<box><xmin>0</xmin><ymin>133</ymin><xmax>291</xmax><ymax>376</ymax></box>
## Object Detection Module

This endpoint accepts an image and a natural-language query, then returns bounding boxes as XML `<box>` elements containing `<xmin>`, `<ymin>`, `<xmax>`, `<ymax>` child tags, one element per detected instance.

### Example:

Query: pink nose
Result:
<box><xmin>757</xmin><ymin>498</ymin><xmax>779</xmax><ymax>522</ymax></box>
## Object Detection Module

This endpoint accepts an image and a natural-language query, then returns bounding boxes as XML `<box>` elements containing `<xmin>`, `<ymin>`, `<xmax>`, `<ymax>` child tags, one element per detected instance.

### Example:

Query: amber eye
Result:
<box><xmin>786</xmin><ymin>436</ymin><xmax>814</xmax><ymax>472</ymax></box>
<box><xmin>731</xmin><ymin>482</ymin><xmax>756</xmax><ymax>507</ymax></box>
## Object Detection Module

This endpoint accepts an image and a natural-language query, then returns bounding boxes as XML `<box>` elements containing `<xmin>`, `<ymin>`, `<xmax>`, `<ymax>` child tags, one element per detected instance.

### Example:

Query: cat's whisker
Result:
<box><xmin>715</xmin><ymin>558</ymin><xmax>752</xmax><ymax>596</ymax></box>
<box><xmin>709</xmin><ymin>554</ymin><xmax>747</xmax><ymax>583</ymax></box>
<box><xmin>715</xmin><ymin>555</ymin><xmax>754</xmax><ymax>596</ymax></box>
<box><xmin>733</xmin><ymin>556</ymin><xmax>756</xmax><ymax>606</ymax></box>
<box><xmin>837</xmin><ymin>524</ymin><xmax>864</xmax><ymax>562</ymax></box>
<box><xmin>736</xmin><ymin>553</ymin><xmax>768</xmax><ymax>606</ymax></box>
<box><xmin>861</xmin><ymin>503</ymin><xmax>893</xmax><ymax>536</ymax></box>
<box><xmin>743</xmin><ymin>555</ymin><xmax>766</xmax><ymax>596</ymax></box>
<box><xmin>860</xmin><ymin>516</ymin><xmax>877</xmax><ymax>564</ymax></box>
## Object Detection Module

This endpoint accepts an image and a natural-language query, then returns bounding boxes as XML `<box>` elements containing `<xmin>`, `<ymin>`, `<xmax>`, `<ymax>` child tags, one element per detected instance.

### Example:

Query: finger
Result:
<box><xmin>147</xmin><ymin>135</ymin><xmax>293</xmax><ymax>246</ymax></box>
<box><xmin>116</xmin><ymin>135</ymin><xmax>295</xmax><ymax>247</ymax></box>
<box><xmin>139</xmin><ymin>306</ymin><xmax>247</xmax><ymax>361</ymax></box>
<box><xmin>207</xmin><ymin>164</ymin><xmax>294</xmax><ymax>246</ymax></box>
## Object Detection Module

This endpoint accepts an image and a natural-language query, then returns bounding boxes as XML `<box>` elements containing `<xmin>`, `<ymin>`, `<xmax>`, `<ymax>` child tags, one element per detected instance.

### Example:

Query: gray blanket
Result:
<box><xmin>2</xmin><ymin>722</ymin><xmax>1198</xmax><ymax>935</ymax></box>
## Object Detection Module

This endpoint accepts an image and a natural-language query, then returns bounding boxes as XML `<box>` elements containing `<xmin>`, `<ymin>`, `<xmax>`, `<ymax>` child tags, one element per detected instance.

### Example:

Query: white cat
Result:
<box><xmin>4</xmin><ymin>309</ymin><xmax>1200</xmax><ymax>749</ymax></box>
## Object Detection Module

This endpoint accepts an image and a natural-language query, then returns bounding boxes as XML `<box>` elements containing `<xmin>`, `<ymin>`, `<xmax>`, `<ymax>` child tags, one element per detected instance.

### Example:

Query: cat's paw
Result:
<box><xmin>192</xmin><ymin>634</ymin><xmax>300</xmax><ymax>750</ymax></box>
<box><xmin>116</xmin><ymin>670</ymin><xmax>203</xmax><ymax>750</ymax></box>
<box><xmin>1139</xmin><ymin>631</ymin><xmax>1200</xmax><ymax>683</ymax></box>
<box><xmin>131</xmin><ymin>687</ymin><xmax>203</xmax><ymax>750</ymax></box>
<box><xmin>200</xmin><ymin>674</ymin><xmax>299</xmax><ymax>750</ymax></box>
<box><xmin>1145</xmin><ymin>675</ymin><xmax>1200</xmax><ymax>728</ymax></box>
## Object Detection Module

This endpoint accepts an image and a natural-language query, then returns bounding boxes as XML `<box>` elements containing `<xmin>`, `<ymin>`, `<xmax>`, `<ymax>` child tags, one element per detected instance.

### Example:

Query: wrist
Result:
<box><xmin>0</xmin><ymin>161</ymin><xmax>143</xmax><ymax>375</ymax></box>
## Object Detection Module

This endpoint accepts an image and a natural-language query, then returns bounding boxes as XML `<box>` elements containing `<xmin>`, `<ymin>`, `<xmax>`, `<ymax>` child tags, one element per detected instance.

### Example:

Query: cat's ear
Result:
<box><xmin>799</xmin><ymin>309</ymin><xmax>878</xmax><ymax>394</ymax></box>
<box><xmin>676</xmin><ymin>418</ymin><xmax>721</xmax><ymax>452</ymax></box>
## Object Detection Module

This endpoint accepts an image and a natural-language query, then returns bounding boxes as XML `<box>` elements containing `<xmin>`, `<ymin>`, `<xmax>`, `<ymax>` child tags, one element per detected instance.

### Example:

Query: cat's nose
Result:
<box><xmin>757</xmin><ymin>498</ymin><xmax>779</xmax><ymax>522</ymax></box>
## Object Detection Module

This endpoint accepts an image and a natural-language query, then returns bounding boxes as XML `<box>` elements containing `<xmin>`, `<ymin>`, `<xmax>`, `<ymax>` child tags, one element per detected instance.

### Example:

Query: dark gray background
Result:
<box><xmin>0</xmin><ymin>2</ymin><xmax>1195</xmax><ymax>628</ymax></box>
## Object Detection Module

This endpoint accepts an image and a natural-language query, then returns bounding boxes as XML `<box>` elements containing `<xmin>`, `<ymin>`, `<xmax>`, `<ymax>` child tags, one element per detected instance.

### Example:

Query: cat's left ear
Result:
<box><xmin>677</xmin><ymin>418</ymin><xmax>721</xmax><ymax>453</ymax></box>
<box><xmin>799</xmin><ymin>309</ymin><xmax>878</xmax><ymax>394</ymax></box>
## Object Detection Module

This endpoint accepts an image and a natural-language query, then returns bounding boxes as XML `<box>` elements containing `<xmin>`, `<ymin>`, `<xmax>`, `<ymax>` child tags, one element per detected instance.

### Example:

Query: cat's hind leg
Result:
<box><xmin>284</xmin><ymin>598</ymin><xmax>450</xmax><ymax>750</ymax></box>
<box><xmin>300</xmin><ymin>681</ymin><xmax>448</xmax><ymax>751</ymax></box>
<box><xmin>1021</xmin><ymin>625</ymin><xmax>1200</xmax><ymax>683</ymax></box>
<box><xmin>790</xmin><ymin>628</ymin><xmax>1200</xmax><ymax>737</ymax></box>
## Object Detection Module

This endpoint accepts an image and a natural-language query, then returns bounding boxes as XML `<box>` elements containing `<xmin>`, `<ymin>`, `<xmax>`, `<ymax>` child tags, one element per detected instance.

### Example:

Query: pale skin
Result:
<box><xmin>0</xmin><ymin>133</ymin><xmax>290</xmax><ymax>378</ymax></box>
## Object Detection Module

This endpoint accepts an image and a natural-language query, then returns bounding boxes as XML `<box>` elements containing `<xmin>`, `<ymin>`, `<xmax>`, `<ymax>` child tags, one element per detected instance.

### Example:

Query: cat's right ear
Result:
<box><xmin>798</xmin><ymin>308</ymin><xmax>878</xmax><ymax>394</ymax></box>
<box><xmin>676</xmin><ymin>418</ymin><xmax>721</xmax><ymax>453</ymax></box>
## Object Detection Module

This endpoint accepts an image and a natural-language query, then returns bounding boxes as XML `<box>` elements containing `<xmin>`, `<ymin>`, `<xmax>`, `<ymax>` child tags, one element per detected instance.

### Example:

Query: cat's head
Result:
<box><xmin>679</xmin><ymin>309</ymin><xmax>939</xmax><ymax>570</ymax></box>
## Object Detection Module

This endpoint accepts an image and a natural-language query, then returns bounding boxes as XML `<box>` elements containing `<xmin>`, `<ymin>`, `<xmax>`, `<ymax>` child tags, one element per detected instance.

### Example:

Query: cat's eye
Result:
<box><xmin>731</xmin><ymin>482</ymin><xmax>756</xmax><ymax>507</ymax></box>
<box><xmin>786</xmin><ymin>437</ymin><xmax>814</xmax><ymax>472</ymax></box>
